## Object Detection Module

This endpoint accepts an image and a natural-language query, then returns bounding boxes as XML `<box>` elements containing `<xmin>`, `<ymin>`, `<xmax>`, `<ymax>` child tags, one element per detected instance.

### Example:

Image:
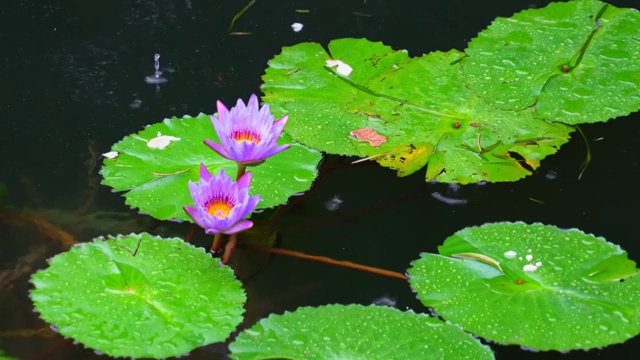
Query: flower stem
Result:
<box><xmin>211</xmin><ymin>233</ymin><xmax>225</xmax><ymax>253</ymax></box>
<box><xmin>236</xmin><ymin>164</ymin><xmax>247</xmax><ymax>179</ymax></box>
<box><xmin>222</xmin><ymin>233</ymin><xmax>238</xmax><ymax>264</ymax></box>
<box><xmin>184</xmin><ymin>224</ymin><xmax>198</xmax><ymax>244</ymax></box>
<box><xmin>237</xmin><ymin>244</ymin><xmax>409</xmax><ymax>280</ymax></box>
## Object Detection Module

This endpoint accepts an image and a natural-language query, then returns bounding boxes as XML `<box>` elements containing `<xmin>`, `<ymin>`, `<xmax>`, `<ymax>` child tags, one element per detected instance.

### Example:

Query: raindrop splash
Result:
<box><xmin>145</xmin><ymin>53</ymin><xmax>168</xmax><ymax>85</ymax></box>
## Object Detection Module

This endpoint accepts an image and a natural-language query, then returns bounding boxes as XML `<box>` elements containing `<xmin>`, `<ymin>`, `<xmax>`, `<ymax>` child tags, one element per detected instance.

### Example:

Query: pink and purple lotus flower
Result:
<box><xmin>184</xmin><ymin>165</ymin><xmax>261</xmax><ymax>235</ymax></box>
<box><xmin>184</xmin><ymin>94</ymin><xmax>288</xmax><ymax>235</ymax></box>
<box><xmin>205</xmin><ymin>94</ymin><xmax>290</xmax><ymax>166</ymax></box>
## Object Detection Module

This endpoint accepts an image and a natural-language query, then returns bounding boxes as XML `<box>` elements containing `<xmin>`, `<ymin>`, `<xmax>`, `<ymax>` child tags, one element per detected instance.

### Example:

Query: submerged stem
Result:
<box><xmin>574</xmin><ymin>125</ymin><xmax>591</xmax><ymax>180</ymax></box>
<box><xmin>211</xmin><ymin>233</ymin><xmax>225</xmax><ymax>253</ymax></box>
<box><xmin>222</xmin><ymin>233</ymin><xmax>238</xmax><ymax>264</ymax></box>
<box><xmin>227</xmin><ymin>0</ymin><xmax>256</xmax><ymax>33</ymax></box>
<box><xmin>238</xmin><ymin>244</ymin><xmax>409</xmax><ymax>280</ymax></box>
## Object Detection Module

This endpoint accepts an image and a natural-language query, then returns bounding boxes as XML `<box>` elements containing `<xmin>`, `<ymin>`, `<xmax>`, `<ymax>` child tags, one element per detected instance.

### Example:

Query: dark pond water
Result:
<box><xmin>2</xmin><ymin>0</ymin><xmax>640</xmax><ymax>359</ymax></box>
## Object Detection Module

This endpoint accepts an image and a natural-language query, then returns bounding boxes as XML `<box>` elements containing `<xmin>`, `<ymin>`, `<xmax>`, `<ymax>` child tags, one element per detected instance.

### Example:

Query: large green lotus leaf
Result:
<box><xmin>30</xmin><ymin>233</ymin><xmax>246</xmax><ymax>359</ymax></box>
<box><xmin>262</xmin><ymin>39</ymin><xmax>573</xmax><ymax>184</ymax></box>
<box><xmin>407</xmin><ymin>222</ymin><xmax>640</xmax><ymax>351</ymax></box>
<box><xmin>228</xmin><ymin>304</ymin><xmax>494</xmax><ymax>360</ymax></box>
<box><xmin>462</xmin><ymin>0</ymin><xmax>640</xmax><ymax>124</ymax></box>
<box><xmin>100</xmin><ymin>113</ymin><xmax>321</xmax><ymax>221</ymax></box>
<box><xmin>0</xmin><ymin>350</ymin><xmax>16</xmax><ymax>360</ymax></box>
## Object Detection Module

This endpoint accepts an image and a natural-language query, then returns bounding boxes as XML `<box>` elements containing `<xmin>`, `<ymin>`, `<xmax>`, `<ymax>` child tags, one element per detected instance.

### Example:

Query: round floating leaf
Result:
<box><xmin>408</xmin><ymin>222</ymin><xmax>640</xmax><ymax>351</ymax></box>
<box><xmin>229</xmin><ymin>304</ymin><xmax>494</xmax><ymax>359</ymax></box>
<box><xmin>0</xmin><ymin>350</ymin><xmax>16</xmax><ymax>360</ymax></box>
<box><xmin>262</xmin><ymin>38</ymin><xmax>573</xmax><ymax>184</ymax></box>
<box><xmin>462</xmin><ymin>0</ymin><xmax>640</xmax><ymax>124</ymax></box>
<box><xmin>30</xmin><ymin>233</ymin><xmax>246</xmax><ymax>359</ymax></box>
<box><xmin>100</xmin><ymin>113</ymin><xmax>321</xmax><ymax>221</ymax></box>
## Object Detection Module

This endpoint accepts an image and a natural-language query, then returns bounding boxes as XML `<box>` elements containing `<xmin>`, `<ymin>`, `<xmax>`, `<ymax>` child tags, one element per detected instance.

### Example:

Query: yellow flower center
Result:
<box><xmin>206</xmin><ymin>198</ymin><xmax>234</xmax><ymax>219</ymax></box>
<box><xmin>232</xmin><ymin>130</ymin><xmax>262</xmax><ymax>144</ymax></box>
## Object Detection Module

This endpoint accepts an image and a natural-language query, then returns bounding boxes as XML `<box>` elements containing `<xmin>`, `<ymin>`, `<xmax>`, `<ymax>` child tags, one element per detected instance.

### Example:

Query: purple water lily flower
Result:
<box><xmin>184</xmin><ymin>164</ymin><xmax>261</xmax><ymax>235</ymax></box>
<box><xmin>205</xmin><ymin>94</ymin><xmax>290</xmax><ymax>166</ymax></box>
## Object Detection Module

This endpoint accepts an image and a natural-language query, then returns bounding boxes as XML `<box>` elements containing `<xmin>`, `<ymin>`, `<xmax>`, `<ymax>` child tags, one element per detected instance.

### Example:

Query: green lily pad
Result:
<box><xmin>100</xmin><ymin>113</ymin><xmax>321</xmax><ymax>221</ymax></box>
<box><xmin>0</xmin><ymin>350</ymin><xmax>16</xmax><ymax>360</ymax></box>
<box><xmin>462</xmin><ymin>0</ymin><xmax>640</xmax><ymax>124</ymax></box>
<box><xmin>407</xmin><ymin>222</ymin><xmax>640</xmax><ymax>351</ymax></box>
<box><xmin>229</xmin><ymin>304</ymin><xmax>494</xmax><ymax>359</ymax></box>
<box><xmin>262</xmin><ymin>38</ymin><xmax>573</xmax><ymax>184</ymax></box>
<box><xmin>30</xmin><ymin>233</ymin><xmax>246</xmax><ymax>359</ymax></box>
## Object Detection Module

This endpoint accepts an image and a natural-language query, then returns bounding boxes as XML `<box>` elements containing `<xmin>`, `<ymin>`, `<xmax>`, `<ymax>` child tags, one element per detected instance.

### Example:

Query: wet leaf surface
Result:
<box><xmin>408</xmin><ymin>222</ymin><xmax>640</xmax><ymax>351</ymax></box>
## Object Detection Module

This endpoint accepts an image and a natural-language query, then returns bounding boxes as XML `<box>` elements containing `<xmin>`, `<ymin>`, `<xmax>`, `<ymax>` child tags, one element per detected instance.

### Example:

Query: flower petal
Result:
<box><xmin>204</xmin><ymin>140</ymin><xmax>233</xmax><ymax>160</ymax></box>
<box><xmin>198</xmin><ymin>164</ymin><xmax>213</xmax><ymax>182</ymax></box>
<box><xmin>216</xmin><ymin>101</ymin><xmax>230</xmax><ymax>121</ymax></box>
<box><xmin>223</xmin><ymin>219</ymin><xmax>254</xmax><ymax>234</ymax></box>
<box><xmin>184</xmin><ymin>205</ymin><xmax>206</xmax><ymax>228</ymax></box>
<box><xmin>273</xmin><ymin>114</ymin><xmax>288</xmax><ymax>130</ymax></box>
<box><xmin>247</xmin><ymin>94</ymin><xmax>260</xmax><ymax>113</ymax></box>
<box><xmin>236</xmin><ymin>195</ymin><xmax>261</xmax><ymax>219</ymax></box>
<box><xmin>236</xmin><ymin>171</ymin><xmax>252</xmax><ymax>190</ymax></box>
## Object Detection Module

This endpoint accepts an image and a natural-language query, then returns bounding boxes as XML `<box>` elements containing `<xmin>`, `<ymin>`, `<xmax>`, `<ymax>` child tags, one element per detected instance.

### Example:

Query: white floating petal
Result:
<box><xmin>102</xmin><ymin>151</ymin><xmax>119</xmax><ymax>159</ymax></box>
<box><xmin>147</xmin><ymin>132</ymin><xmax>181</xmax><ymax>149</ymax></box>
<box><xmin>291</xmin><ymin>22</ymin><xmax>304</xmax><ymax>32</ymax></box>
<box><xmin>325</xmin><ymin>59</ymin><xmax>340</xmax><ymax>67</ymax></box>
<box><xmin>336</xmin><ymin>62</ymin><xmax>353</xmax><ymax>76</ymax></box>
<box><xmin>325</xmin><ymin>59</ymin><xmax>353</xmax><ymax>76</ymax></box>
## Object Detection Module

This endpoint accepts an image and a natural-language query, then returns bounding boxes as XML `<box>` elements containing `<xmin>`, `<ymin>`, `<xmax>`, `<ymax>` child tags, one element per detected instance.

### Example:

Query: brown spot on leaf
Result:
<box><xmin>349</xmin><ymin>128</ymin><xmax>387</xmax><ymax>147</ymax></box>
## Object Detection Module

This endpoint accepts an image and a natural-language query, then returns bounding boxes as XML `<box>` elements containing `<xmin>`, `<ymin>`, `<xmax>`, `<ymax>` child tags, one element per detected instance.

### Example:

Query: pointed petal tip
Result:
<box><xmin>204</xmin><ymin>140</ymin><xmax>233</xmax><ymax>160</ymax></box>
<box><xmin>184</xmin><ymin>206</ymin><xmax>204</xmax><ymax>226</ymax></box>
<box><xmin>216</xmin><ymin>101</ymin><xmax>229</xmax><ymax>117</ymax></box>
<box><xmin>276</xmin><ymin>114</ymin><xmax>289</xmax><ymax>124</ymax></box>
<box><xmin>238</xmin><ymin>170</ymin><xmax>253</xmax><ymax>185</ymax></box>
<box><xmin>198</xmin><ymin>164</ymin><xmax>212</xmax><ymax>180</ymax></box>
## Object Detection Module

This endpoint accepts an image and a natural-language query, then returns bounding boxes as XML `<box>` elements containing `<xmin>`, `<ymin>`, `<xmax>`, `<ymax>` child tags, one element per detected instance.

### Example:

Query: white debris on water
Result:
<box><xmin>129</xmin><ymin>98</ymin><xmax>142</xmax><ymax>109</ymax></box>
<box><xmin>291</xmin><ymin>22</ymin><xmax>304</xmax><ymax>32</ymax></box>
<box><xmin>325</xmin><ymin>195</ymin><xmax>343</xmax><ymax>211</ymax></box>
<box><xmin>504</xmin><ymin>250</ymin><xmax>517</xmax><ymax>259</ymax></box>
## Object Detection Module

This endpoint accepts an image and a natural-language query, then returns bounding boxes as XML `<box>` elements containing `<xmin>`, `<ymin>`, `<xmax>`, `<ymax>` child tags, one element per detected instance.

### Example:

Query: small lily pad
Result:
<box><xmin>462</xmin><ymin>0</ymin><xmax>640</xmax><ymax>124</ymax></box>
<box><xmin>30</xmin><ymin>233</ymin><xmax>246</xmax><ymax>359</ymax></box>
<box><xmin>407</xmin><ymin>222</ymin><xmax>640</xmax><ymax>351</ymax></box>
<box><xmin>229</xmin><ymin>304</ymin><xmax>494</xmax><ymax>359</ymax></box>
<box><xmin>100</xmin><ymin>113</ymin><xmax>321</xmax><ymax>221</ymax></box>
